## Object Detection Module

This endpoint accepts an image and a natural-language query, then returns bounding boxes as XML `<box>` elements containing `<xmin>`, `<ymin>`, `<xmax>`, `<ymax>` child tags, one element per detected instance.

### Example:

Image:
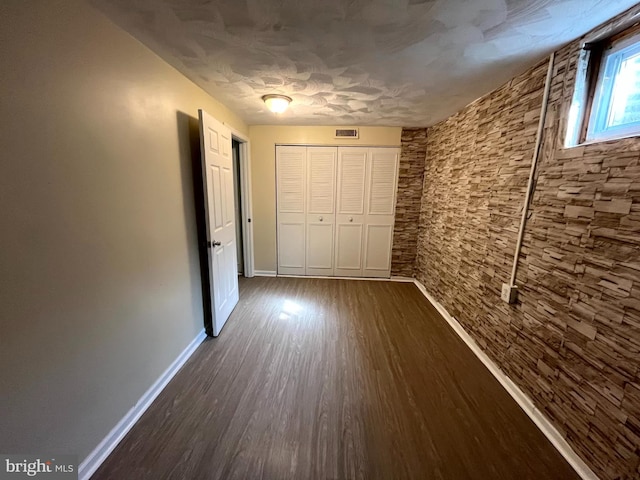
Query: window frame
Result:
<box><xmin>570</xmin><ymin>22</ymin><xmax>640</xmax><ymax>146</ymax></box>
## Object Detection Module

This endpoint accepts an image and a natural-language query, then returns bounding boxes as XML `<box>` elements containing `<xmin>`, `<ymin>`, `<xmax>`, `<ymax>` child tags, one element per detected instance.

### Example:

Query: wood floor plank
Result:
<box><xmin>92</xmin><ymin>277</ymin><xmax>580</xmax><ymax>479</ymax></box>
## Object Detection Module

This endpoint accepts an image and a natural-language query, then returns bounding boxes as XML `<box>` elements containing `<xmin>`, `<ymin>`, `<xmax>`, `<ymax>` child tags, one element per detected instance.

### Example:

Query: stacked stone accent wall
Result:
<box><xmin>391</xmin><ymin>128</ymin><xmax>427</xmax><ymax>277</ymax></box>
<box><xmin>413</xmin><ymin>6</ymin><xmax>640</xmax><ymax>479</ymax></box>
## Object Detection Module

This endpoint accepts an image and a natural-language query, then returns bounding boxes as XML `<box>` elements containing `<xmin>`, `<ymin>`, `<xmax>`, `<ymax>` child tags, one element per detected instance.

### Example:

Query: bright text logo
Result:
<box><xmin>0</xmin><ymin>455</ymin><xmax>76</xmax><ymax>480</ymax></box>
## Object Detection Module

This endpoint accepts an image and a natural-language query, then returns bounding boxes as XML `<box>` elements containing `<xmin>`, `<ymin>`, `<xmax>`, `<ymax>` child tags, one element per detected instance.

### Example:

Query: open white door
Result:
<box><xmin>199</xmin><ymin>109</ymin><xmax>239</xmax><ymax>336</ymax></box>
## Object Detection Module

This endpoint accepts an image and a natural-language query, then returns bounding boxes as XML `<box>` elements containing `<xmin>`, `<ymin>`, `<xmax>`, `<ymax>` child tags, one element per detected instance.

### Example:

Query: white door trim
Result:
<box><xmin>228</xmin><ymin>126</ymin><xmax>255</xmax><ymax>278</ymax></box>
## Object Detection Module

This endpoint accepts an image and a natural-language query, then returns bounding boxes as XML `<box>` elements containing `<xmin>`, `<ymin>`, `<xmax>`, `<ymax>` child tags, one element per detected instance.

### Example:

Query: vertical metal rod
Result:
<box><xmin>510</xmin><ymin>52</ymin><xmax>556</xmax><ymax>286</ymax></box>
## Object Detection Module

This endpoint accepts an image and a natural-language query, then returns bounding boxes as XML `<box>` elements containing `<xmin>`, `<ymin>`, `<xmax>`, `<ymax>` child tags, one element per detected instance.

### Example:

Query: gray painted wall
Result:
<box><xmin>0</xmin><ymin>0</ymin><xmax>247</xmax><ymax>459</ymax></box>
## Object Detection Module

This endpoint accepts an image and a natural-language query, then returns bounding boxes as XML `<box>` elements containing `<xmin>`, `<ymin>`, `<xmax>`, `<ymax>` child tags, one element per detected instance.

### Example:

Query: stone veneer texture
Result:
<box><xmin>414</xmin><ymin>6</ymin><xmax>640</xmax><ymax>480</ymax></box>
<box><xmin>391</xmin><ymin>128</ymin><xmax>428</xmax><ymax>277</ymax></box>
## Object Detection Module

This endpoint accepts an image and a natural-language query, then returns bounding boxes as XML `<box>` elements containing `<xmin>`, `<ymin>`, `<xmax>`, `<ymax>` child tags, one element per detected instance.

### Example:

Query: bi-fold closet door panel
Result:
<box><xmin>276</xmin><ymin>146</ymin><xmax>306</xmax><ymax>275</ymax></box>
<box><xmin>335</xmin><ymin>147</ymin><xmax>399</xmax><ymax>277</ymax></box>
<box><xmin>276</xmin><ymin>146</ymin><xmax>337</xmax><ymax>276</ymax></box>
<box><xmin>363</xmin><ymin>148</ymin><xmax>399</xmax><ymax>278</ymax></box>
<box><xmin>305</xmin><ymin>147</ymin><xmax>337</xmax><ymax>276</ymax></box>
<box><xmin>334</xmin><ymin>148</ymin><xmax>367</xmax><ymax>277</ymax></box>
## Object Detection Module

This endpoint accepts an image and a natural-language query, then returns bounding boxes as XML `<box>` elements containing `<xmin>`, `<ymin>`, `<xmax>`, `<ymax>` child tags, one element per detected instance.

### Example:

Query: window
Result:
<box><xmin>566</xmin><ymin>24</ymin><xmax>640</xmax><ymax>146</ymax></box>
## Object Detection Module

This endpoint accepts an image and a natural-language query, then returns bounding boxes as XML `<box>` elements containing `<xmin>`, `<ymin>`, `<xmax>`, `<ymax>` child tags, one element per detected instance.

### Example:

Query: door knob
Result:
<box><xmin>209</xmin><ymin>240</ymin><xmax>221</xmax><ymax>247</ymax></box>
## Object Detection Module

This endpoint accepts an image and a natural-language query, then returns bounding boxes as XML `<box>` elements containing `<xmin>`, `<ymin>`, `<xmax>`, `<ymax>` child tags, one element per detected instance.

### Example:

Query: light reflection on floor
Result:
<box><xmin>278</xmin><ymin>299</ymin><xmax>303</xmax><ymax>320</ymax></box>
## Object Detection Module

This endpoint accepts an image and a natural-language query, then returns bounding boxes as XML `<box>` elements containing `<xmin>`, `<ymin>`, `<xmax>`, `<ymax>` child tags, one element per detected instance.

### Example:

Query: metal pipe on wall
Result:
<box><xmin>509</xmin><ymin>52</ymin><xmax>556</xmax><ymax>287</ymax></box>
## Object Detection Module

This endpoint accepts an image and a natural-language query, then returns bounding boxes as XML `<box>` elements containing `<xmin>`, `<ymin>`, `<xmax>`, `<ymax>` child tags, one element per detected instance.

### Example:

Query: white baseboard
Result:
<box><xmin>253</xmin><ymin>270</ymin><xmax>277</xmax><ymax>277</ymax></box>
<box><xmin>412</xmin><ymin>280</ymin><xmax>599</xmax><ymax>480</ymax></box>
<box><xmin>78</xmin><ymin>329</ymin><xmax>207</xmax><ymax>480</ymax></box>
<box><xmin>269</xmin><ymin>274</ymin><xmax>413</xmax><ymax>282</ymax></box>
<box><xmin>390</xmin><ymin>276</ymin><xmax>415</xmax><ymax>283</ymax></box>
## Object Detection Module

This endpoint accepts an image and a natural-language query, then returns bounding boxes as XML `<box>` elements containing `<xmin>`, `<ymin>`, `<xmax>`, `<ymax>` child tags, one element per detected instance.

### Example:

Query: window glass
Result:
<box><xmin>587</xmin><ymin>33</ymin><xmax>640</xmax><ymax>141</ymax></box>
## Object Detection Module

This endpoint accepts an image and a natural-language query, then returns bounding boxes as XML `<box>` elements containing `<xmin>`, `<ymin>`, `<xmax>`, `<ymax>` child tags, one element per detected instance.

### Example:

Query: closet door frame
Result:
<box><xmin>275</xmin><ymin>145</ymin><xmax>399</xmax><ymax>278</ymax></box>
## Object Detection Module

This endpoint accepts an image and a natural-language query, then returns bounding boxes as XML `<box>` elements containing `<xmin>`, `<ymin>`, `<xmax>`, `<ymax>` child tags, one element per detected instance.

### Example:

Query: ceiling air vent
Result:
<box><xmin>334</xmin><ymin>128</ymin><xmax>359</xmax><ymax>139</ymax></box>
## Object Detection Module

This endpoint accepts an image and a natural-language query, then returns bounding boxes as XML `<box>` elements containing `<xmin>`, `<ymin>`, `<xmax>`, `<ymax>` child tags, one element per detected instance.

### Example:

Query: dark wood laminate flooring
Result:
<box><xmin>93</xmin><ymin>277</ymin><xmax>580</xmax><ymax>480</ymax></box>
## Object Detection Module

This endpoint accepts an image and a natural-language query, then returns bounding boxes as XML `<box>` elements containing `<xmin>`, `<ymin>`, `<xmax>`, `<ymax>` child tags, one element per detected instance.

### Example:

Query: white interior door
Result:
<box><xmin>363</xmin><ymin>148</ymin><xmax>399</xmax><ymax>278</ymax></box>
<box><xmin>306</xmin><ymin>147</ymin><xmax>337</xmax><ymax>276</ymax></box>
<box><xmin>199</xmin><ymin>109</ymin><xmax>239</xmax><ymax>336</ymax></box>
<box><xmin>334</xmin><ymin>147</ymin><xmax>368</xmax><ymax>277</ymax></box>
<box><xmin>277</xmin><ymin>146</ymin><xmax>306</xmax><ymax>275</ymax></box>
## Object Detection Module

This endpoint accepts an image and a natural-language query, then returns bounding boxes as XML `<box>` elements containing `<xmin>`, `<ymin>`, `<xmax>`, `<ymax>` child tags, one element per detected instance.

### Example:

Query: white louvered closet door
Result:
<box><xmin>334</xmin><ymin>147</ymin><xmax>368</xmax><ymax>277</ymax></box>
<box><xmin>363</xmin><ymin>148</ymin><xmax>399</xmax><ymax>278</ymax></box>
<box><xmin>305</xmin><ymin>147</ymin><xmax>337</xmax><ymax>276</ymax></box>
<box><xmin>276</xmin><ymin>145</ymin><xmax>399</xmax><ymax>278</ymax></box>
<box><xmin>276</xmin><ymin>146</ymin><xmax>306</xmax><ymax>275</ymax></box>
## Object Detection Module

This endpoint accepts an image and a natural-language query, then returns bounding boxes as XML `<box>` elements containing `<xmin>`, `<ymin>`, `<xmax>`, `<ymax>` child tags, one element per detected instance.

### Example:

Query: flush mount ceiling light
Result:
<box><xmin>262</xmin><ymin>94</ymin><xmax>292</xmax><ymax>113</ymax></box>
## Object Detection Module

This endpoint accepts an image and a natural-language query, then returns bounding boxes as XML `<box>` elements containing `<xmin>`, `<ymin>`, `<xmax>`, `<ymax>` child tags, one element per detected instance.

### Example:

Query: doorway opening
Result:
<box><xmin>232</xmin><ymin>140</ymin><xmax>244</xmax><ymax>275</ymax></box>
<box><xmin>229</xmin><ymin>129</ymin><xmax>254</xmax><ymax>279</ymax></box>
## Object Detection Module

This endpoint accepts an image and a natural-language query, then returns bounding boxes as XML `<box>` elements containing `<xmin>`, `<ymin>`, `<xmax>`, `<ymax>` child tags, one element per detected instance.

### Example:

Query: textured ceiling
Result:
<box><xmin>91</xmin><ymin>0</ymin><xmax>639</xmax><ymax>126</ymax></box>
